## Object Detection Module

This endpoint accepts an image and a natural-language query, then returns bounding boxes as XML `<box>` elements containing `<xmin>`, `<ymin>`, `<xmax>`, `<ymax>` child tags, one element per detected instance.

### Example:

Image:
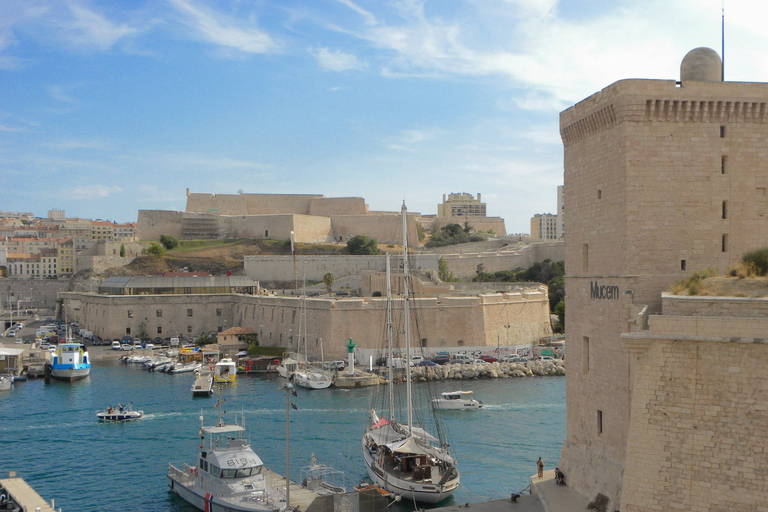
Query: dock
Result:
<box><xmin>262</xmin><ymin>467</ymin><xmax>321</xmax><ymax>512</ymax></box>
<box><xmin>0</xmin><ymin>474</ymin><xmax>58</xmax><ymax>512</ymax></box>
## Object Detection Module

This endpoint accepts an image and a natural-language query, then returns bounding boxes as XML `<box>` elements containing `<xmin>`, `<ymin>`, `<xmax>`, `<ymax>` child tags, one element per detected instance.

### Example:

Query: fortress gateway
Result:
<box><xmin>560</xmin><ymin>48</ymin><xmax>768</xmax><ymax>510</ymax></box>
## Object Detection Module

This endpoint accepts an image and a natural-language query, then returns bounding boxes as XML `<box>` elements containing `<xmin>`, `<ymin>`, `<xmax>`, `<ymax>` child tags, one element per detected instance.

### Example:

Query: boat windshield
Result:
<box><xmin>210</xmin><ymin>465</ymin><xmax>262</xmax><ymax>478</ymax></box>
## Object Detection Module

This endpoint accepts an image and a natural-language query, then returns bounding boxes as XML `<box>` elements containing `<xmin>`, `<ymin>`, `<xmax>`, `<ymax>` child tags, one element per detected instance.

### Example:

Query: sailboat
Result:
<box><xmin>361</xmin><ymin>202</ymin><xmax>460</xmax><ymax>503</ymax></box>
<box><xmin>292</xmin><ymin>268</ymin><xmax>332</xmax><ymax>390</ymax></box>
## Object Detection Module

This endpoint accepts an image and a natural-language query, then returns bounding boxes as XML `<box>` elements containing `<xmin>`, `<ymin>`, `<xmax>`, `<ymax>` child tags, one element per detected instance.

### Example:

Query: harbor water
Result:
<box><xmin>0</xmin><ymin>360</ymin><xmax>565</xmax><ymax>512</ymax></box>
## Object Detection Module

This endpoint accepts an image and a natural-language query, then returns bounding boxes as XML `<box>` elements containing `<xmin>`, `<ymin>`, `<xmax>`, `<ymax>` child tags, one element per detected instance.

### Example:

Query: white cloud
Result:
<box><xmin>169</xmin><ymin>0</ymin><xmax>276</xmax><ymax>55</ymax></box>
<box><xmin>311</xmin><ymin>46</ymin><xmax>365</xmax><ymax>71</ymax></box>
<box><xmin>336</xmin><ymin>0</ymin><xmax>378</xmax><ymax>26</ymax></box>
<box><xmin>68</xmin><ymin>184</ymin><xmax>123</xmax><ymax>199</ymax></box>
<box><xmin>385</xmin><ymin>127</ymin><xmax>442</xmax><ymax>151</ymax></box>
<box><xmin>66</xmin><ymin>2</ymin><xmax>137</xmax><ymax>50</ymax></box>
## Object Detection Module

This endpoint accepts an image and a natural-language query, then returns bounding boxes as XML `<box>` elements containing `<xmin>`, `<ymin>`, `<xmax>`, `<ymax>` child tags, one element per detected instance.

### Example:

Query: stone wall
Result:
<box><xmin>76</xmin><ymin>241</ymin><xmax>145</xmax><ymax>274</ymax></box>
<box><xmin>620</xmin><ymin>300</ymin><xmax>768</xmax><ymax>511</ymax></box>
<box><xmin>421</xmin><ymin>216</ymin><xmax>507</xmax><ymax>236</ymax></box>
<box><xmin>136</xmin><ymin>210</ymin><xmax>184</xmax><ymax>241</ymax></box>
<box><xmin>0</xmin><ymin>279</ymin><xmax>68</xmax><ymax>317</ymax></box>
<box><xmin>329</xmin><ymin>214</ymin><xmax>418</xmax><ymax>246</ymax></box>
<box><xmin>59</xmin><ymin>289</ymin><xmax>552</xmax><ymax>360</ymax></box>
<box><xmin>310</xmin><ymin>197</ymin><xmax>367</xmax><ymax>216</ymax></box>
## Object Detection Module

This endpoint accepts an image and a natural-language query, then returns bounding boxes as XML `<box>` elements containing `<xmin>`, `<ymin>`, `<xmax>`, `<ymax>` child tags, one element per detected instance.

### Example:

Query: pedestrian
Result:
<box><xmin>537</xmin><ymin>457</ymin><xmax>544</xmax><ymax>478</ymax></box>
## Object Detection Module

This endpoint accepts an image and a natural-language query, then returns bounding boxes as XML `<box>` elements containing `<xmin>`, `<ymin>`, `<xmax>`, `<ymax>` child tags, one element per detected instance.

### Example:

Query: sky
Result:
<box><xmin>2</xmin><ymin>0</ymin><xmax>767</xmax><ymax>233</ymax></box>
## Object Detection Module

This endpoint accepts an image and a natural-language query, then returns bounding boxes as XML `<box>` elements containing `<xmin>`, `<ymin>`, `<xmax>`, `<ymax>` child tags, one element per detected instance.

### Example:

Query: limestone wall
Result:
<box><xmin>0</xmin><ymin>279</ymin><xmax>68</xmax><ymax>315</ymax></box>
<box><xmin>422</xmin><ymin>216</ymin><xmax>507</xmax><ymax>236</ymax></box>
<box><xmin>621</xmin><ymin>312</ymin><xmax>768</xmax><ymax>511</ymax></box>
<box><xmin>136</xmin><ymin>210</ymin><xmax>184</xmax><ymax>241</ymax></box>
<box><xmin>310</xmin><ymin>197</ymin><xmax>367</xmax><ymax>216</ymax></box>
<box><xmin>59</xmin><ymin>289</ymin><xmax>552</xmax><ymax>360</ymax></box>
<box><xmin>329</xmin><ymin>214</ymin><xmax>418</xmax><ymax>246</ymax></box>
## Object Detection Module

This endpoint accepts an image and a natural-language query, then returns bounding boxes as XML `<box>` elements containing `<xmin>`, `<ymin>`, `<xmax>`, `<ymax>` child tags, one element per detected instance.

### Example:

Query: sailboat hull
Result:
<box><xmin>361</xmin><ymin>443</ymin><xmax>458</xmax><ymax>503</ymax></box>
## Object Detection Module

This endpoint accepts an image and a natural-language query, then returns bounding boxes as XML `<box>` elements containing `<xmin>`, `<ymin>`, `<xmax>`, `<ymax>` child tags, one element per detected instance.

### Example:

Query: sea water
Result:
<box><xmin>0</xmin><ymin>360</ymin><xmax>564</xmax><ymax>512</ymax></box>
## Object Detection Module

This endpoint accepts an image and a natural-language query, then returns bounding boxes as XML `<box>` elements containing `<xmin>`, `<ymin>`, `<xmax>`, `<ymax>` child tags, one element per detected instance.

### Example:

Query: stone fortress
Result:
<box><xmin>137</xmin><ymin>189</ymin><xmax>506</xmax><ymax>246</ymax></box>
<box><xmin>560</xmin><ymin>48</ymin><xmax>768</xmax><ymax>511</ymax></box>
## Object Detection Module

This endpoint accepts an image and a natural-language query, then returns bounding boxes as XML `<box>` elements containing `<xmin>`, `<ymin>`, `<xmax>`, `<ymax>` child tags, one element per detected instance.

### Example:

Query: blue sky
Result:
<box><xmin>1</xmin><ymin>0</ymin><xmax>766</xmax><ymax>233</ymax></box>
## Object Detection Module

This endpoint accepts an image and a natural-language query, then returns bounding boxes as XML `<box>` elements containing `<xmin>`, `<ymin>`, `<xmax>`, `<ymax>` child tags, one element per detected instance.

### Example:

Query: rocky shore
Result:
<box><xmin>406</xmin><ymin>359</ymin><xmax>566</xmax><ymax>381</ymax></box>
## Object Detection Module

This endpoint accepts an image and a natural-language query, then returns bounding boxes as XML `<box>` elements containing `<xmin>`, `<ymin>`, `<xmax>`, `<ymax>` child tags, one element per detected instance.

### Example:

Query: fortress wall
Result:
<box><xmin>61</xmin><ymin>289</ymin><xmax>551</xmax><ymax>360</ymax></box>
<box><xmin>294</xmin><ymin>215</ymin><xmax>333</xmax><ymax>243</ymax></box>
<box><xmin>243</xmin><ymin>194</ymin><xmax>322</xmax><ymax>215</ymax></box>
<box><xmin>661</xmin><ymin>294</ymin><xmax>768</xmax><ymax>319</ymax></box>
<box><xmin>436</xmin><ymin>242</ymin><xmax>564</xmax><ymax>276</ymax></box>
<box><xmin>224</xmin><ymin>215</ymin><xmax>296</xmax><ymax>241</ymax></box>
<box><xmin>621</xmin><ymin>326</ymin><xmax>768</xmax><ymax>511</ymax></box>
<box><xmin>329</xmin><ymin>214</ymin><xmax>418</xmax><ymax>246</ymax></box>
<box><xmin>186</xmin><ymin>193</ymin><xmax>247</xmax><ymax>216</ymax></box>
<box><xmin>309</xmin><ymin>197</ymin><xmax>368</xmax><ymax>216</ymax></box>
<box><xmin>136</xmin><ymin>210</ymin><xmax>184</xmax><ymax>240</ymax></box>
<box><xmin>0</xmin><ymin>279</ymin><xmax>68</xmax><ymax>314</ymax></box>
<box><xmin>424</xmin><ymin>217</ymin><xmax>507</xmax><ymax>236</ymax></box>
<box><xmin>246</xmin><ymin>255</ymin><xmax>391</xmax><ymax>282</ymax></box>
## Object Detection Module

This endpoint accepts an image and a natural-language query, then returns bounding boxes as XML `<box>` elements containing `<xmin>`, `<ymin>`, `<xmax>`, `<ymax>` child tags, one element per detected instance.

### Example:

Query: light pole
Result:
<box><xmin>280</xmin><ymin>383</ymin><xmax>298</xmax><ymax>511</ymax></box>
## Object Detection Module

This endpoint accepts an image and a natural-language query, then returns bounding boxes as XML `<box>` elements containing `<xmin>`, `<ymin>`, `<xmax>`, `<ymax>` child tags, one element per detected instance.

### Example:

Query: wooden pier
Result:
<box><xmin>0</xmin><ymin>474</ymin><xmax>58</xmax><ymax>511</ymax></box>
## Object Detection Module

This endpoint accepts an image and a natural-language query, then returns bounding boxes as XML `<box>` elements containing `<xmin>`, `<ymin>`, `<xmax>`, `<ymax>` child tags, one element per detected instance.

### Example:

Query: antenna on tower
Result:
<box><xmin>721</xmin><ymin>1</ymin><xmax>725</xmax><ymax>80</ymax></box>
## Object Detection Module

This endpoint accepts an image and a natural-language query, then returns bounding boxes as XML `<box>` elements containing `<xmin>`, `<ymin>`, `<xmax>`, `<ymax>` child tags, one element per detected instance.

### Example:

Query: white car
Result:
<box><xmin>111</xmin><ymin>341</ymin><xmax>122</xmax><ymax>350</ymax></box>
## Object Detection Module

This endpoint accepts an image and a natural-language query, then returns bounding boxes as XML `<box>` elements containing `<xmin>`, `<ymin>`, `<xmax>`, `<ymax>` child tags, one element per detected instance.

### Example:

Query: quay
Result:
<box><xmin>0</xmin><ymin>473</ymin><xmax>58</xmax><ymax>512</ymax></box>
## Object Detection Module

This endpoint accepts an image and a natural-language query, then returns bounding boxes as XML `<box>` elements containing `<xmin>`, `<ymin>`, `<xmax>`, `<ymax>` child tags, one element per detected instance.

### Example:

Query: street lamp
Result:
<box><xmin>280</xmin><ymin>383</ymin><xmax>298</xmax><ymax>511</ymax></box>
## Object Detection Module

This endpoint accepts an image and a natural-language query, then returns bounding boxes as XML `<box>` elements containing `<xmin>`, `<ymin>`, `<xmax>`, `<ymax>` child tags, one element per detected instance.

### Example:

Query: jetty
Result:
<box><xmin>0</xmin><ymin>473</ymin><xmax>57</xmax><ymax>512</ymax></box>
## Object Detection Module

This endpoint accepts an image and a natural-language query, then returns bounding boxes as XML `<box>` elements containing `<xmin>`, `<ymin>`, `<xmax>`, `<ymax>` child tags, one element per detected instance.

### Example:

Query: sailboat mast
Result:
<box><xmin>401</xmin><ymin>202</ymin><xmax>414</xmax><ymax>432</ymax></box>
<box><xmin>302</xmin><ymin>264</ymin><xmax>307</xmax><ymax>362</ymax></box>
<box><xmin>386</xmin><ymin>254</ymin><xmax>395</xmax><ymax>421</ymax></box>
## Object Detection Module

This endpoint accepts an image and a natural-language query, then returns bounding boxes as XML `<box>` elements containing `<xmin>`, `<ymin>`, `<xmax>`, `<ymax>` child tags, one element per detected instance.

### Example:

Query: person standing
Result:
<box><xmin>537</xmin><ymin>457</ymin><xmax>544</xmax><ymax>478</ymax></box>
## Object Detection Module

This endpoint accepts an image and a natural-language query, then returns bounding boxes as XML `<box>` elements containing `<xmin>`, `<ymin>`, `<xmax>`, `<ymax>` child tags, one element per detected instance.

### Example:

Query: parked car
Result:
<box><xmin>539</xmin><ymin>356</ymin><xmax>555</xmax><ymax>361</ymax></box>
<box><xmin>448</xmin><ymin>358</ymin><xmax>470</xmax><ymax>365</ymax></box>
<box><xmin>326</xmin><ymin>360</ymin><xmax>346</xmax><ymax>370</ymax></box>
<box><xmin>409</xmin><ymin>356</ymin><xmax>425</xmax><ymax>366</ymax></box>
<box><xmin>121</xmin><ymin>343</ymin><xmax>133</xmax><ymax>351</ymax></box>
<box><xmin>430</xmin><ymin>355</ymin><xmax>451</xmax><ymax>365</ymax></box>
<box><xmin>467</xmin><ymin>358</ymin><xmax>488</xmax><ymax>365</ymax></box>
<box><xmin>92</xmin><ymin>336</ymin><xmax>102</xmax><ymax>346</ymax></box>
<box><xmin>122</xmin><ymin>336</ymin><xmax>132</xmax><ymax>344</ymax></box>
<box><xmin>111</xmin><ymin>341</ymin><xmax>122</xmax><ymax>350</ymax></box>
<box><xmin>418</xmin><ymin>360</ymin><xmax>437</xmax><ymax>366</ymax></box>
<box><xmin>144</xmin><ymin>343</ymin><xmax>156</xmax><ymax>350</ymax></box>
<box><xmin>479</xmin><ymin>355</ymin><xmax>498</xmax><ymax>363</ymax></box>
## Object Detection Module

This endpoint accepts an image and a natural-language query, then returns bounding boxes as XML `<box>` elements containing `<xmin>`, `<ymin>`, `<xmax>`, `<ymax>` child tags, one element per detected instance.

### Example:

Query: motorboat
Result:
<box><xmin>431</xmin><ymin>391</ymin><xmax>483</xmax><ymax>410</ymax></box>
<box><xmin>293</xmin><ymin>369</ymin><xmax>332</xmax><ymax>390</ymax></box>
<box><xmin>0</xmin><ymin>375</ymin><xmax>11</xmax><ymax>391</ymax></box>
<box><xmin>191</xmin><ymin>369</ymin><xmax>214</xmax><ymax>397</ymax></box>
<box><xmin>50</xmin><ymin>340</ymin><xmax>91</xmax><ymax>381</ymax></box>
<box><xmin>276</xmin><ymin>354</ymin><xmax>299</xmax><ymax>380</ymax></box>
<box><xmin>168</xmin><ymin>395</ymin><xmax>287</xmax><ymax>512</ymax></box>
<box><xmin>170</xmin><ymin>362</ymin><xmax>202</xmax><ymax>374</ymax></box>
<box><xmin>361</xmin><ymin>204</ymin><xmax>459</xmax><ymax>504</ymax></box>
<box><xmin>97</xmin><ymin>404</ymin><xmax>143</xmax><ymax>421</ymax></box>
<box><xmin>213</xmin><ymin>358</ymin><xmax>237</xmax><ymax>384</ymax></box>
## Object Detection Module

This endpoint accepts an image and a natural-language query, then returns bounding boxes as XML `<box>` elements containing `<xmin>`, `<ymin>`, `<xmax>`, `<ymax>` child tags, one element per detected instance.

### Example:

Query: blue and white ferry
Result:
<box><xmin>50</xmin><ymin>341</ymin><xmax>91</xmax><ymax>381</ymax></box>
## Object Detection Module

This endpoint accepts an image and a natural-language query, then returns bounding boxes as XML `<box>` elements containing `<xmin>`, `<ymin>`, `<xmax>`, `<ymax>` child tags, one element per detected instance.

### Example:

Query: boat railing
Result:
<box><xmin>168</xmin><ymin>462</ymin><xmax>196</xmax><ymax>486</ymax></box>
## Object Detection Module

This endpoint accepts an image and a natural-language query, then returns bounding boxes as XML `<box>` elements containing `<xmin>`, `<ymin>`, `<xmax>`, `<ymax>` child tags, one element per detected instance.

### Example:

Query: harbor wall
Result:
<box><xmin>59</xmin><ymin>289</ymin><xmax>553</xmax><ymax>360</ymax></box>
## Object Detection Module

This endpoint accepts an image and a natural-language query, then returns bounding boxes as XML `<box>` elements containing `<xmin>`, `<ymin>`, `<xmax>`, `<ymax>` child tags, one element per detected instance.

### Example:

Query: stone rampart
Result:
<box><xmin>329</xmin><ymin>214</ymin><xmax>418</xmax><ymax>246</ymax></box>
<box><xmin>310</xmin><ymin>197</ymin><xmax>367</xmax><ymax>216</ymax></box>
<box><xmin>60</xmin><ymin>288</ymin><xmax>552</xmax><ymax>360</ymax></box>
<box><xmin>136</xmin><ymin>210</ymin><xmax>184</xmax><ymax>241</ymax></box>
<box><xmin>0</xmin><ymin>279</ymin><xmax>68</xmax><ymax>315</ymax></box>
<box><xmin>422</xmin><ymin>216</ymin><xmax>507</xmax><ymax>236</ymax></box>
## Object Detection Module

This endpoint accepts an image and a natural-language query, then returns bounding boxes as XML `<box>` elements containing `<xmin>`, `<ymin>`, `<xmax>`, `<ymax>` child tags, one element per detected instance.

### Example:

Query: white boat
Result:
<box><xmin>361</xmin><ymin>203</ymin><xmax>460</xmax><ymax>504</ymax></box>
<box><xmin>97</xmin><ymin>404</ymin><xmax>143</xmax><ymax>421</ymax></box>
<box><xmin>214</xmin><ymin>358</ymin><xmax>237</xmax><ymax>384</ymax></box>
<box><xmin>170</xmin><ymin>362</ymin><xmax>202</xmax><ymax>374</ymax></box>
<box><xmin>50</xmin><ymin>338</ymin><xmax>91</xmax><ymax>381</ymax></box>
<box><xmin>292</xmin><ymin>275</ymin><xmax>332</xmax><ymax>390</ymax></box>
<box><xmin>192</xmin><ymin>369</ymin><xmax>214</xmax><ymax>397</ymax></box>
<box><xmin>276</xmin><ymin>354</ymin><xmax>299</xmax><ymax>380</ymax></box>
<box><xmin>432</xmin><ymin>391</ymin><xmax>483</xmax><ymax>410</ymax></box>
<box><xmin>168</xmin><ymin>395</ymin><xmax>287</xmax><ymax>512</ymax></box>
<box><xmin>0</xmin><ymin>375</ymin><xmax>12</xmax><ymax>391</ymax></box>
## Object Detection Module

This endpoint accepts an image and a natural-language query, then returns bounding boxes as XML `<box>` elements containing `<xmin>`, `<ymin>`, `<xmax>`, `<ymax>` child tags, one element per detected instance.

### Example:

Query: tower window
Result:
<box><xmin>720</xmin><ymin>125</ymin><xmax>726</xmax><ymax>138</ymax></box>
<box><xmin>721</xmin><ymin>156</ymin><xmax>727</xmax><ymax>174</ymax></box>
<box><xmin>722</xmin><ymin>201</ymin><xmax>728</xmax><ymax>220</ymax></box>
<box><xmin>582</xmin><ymin>244</ymin><xmax>589</xmax><ymax>273</ymax></box>
<box><xmin>597</xmin><ymin>410</ymin><xmax>603</xmax><ymax>435</ymax></box>
<box><xmin>583</xmin><ymin>336</ymin><xmax>590</xmax><ymax>373</ymax></box>
<box><xmin>722</xmin><ymin>234</ymin><xmax>729</xmax><ymax>253</ymax></box>
<box><xmin>681</xmin><ymin>259</ymin><xmax>686</xmax><ymax>271</ymax></box>
<box><xmin>597</xmin><ymin>189</ymin><xmax>602</xmax><ymax>199</ymax></box>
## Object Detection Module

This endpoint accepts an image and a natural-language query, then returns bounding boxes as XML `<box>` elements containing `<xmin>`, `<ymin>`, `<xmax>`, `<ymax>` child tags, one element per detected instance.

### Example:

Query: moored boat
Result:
<box><xmin>431</xmin><ymin>390</ymin><xmax>483</xmax><ymax>410</ymax></box>
<box><xmin>50</xmin><ymin>340</ymin><xmax>91</xmax><ymax>381</ymax></box>
<box><xmin>213</xmin><ymin>358</ymin><xmax>237</xmax><ymax>384</ymax></box>
<box><xmin>293</xmin><ymin>369</ymin><xmax>332</xmax><ymax>390</ymax></box>
<box><xmin>168</xmin><ymin>395</ymin><xmax>287</xmax><ymax>512</ymax></box>
<box><xmin>191</xmin><ymin>369</ymin><xmax>214</xmax><ymax>397</ymax></box>
<box><xmin>0</xmin><ymin>375</ymin><xmax>11</xmax><ymax>391</ymax></box>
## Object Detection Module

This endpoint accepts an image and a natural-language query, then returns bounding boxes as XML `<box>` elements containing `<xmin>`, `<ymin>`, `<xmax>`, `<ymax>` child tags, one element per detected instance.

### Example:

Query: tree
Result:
<box><xmin>476</xmin><ymin>263</ymin><xmax>486</xmax><ymax>276</ymax></box>
<box><xmin>119</xmin><ymin>243</ymin><xmax>126</xmax><ymax>257</ymax></box>
<box><xmin>159</xmin><ymin>235</ymin><xmax>179</xmax><ymax>250</ymax></box>
<box><xmin>323</xmin><ymin>272</ymin><xmax>335</xmax><ymax>294</ymax></box>
<box><xmin>146</xmin><ymin>243</ymin><xmax>165</xmax><ymax>256</ymax></box>
<box><xmin>437</xmin><ymin>257</ymin><xmax>454</xmax><ymax>282</ymax></box>
<box><xmin>246</xmin><ymin>333</ymin><xmax>260</xmax><ymax>356</ymax></box>
<box><xmin>416</xmin><ymin>223</ymin><xmax>426</xmax><ymax>242</ymax></box>
<box><xmin>347</xmin><ymin>235</ymin><xmax>381</xmax><ymax>255</ymax></box>
<box><xmin>553</xmin><ymin>300</ymin><xmax>565</xmax><ymax>333</ymax></box>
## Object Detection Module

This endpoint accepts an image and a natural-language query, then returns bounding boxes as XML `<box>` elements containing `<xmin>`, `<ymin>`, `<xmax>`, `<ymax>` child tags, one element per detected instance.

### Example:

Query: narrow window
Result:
<box><xmin>187</xmin><ymin>325</ymin><xmax>193</xmax><ymax>334</ymax></box>
<box><xmin>582</xmin><ymin>244</ymin><xmax>589</xmax><ymax>273</ymax></box>
<box><xmin>583</xmin><ymin>336</ymin><xmax>590</xmax><ymax>373</ymax></box>
<box><xmin>126</xmin><ymin>327</ymin><xmax>131</xmax><ymax>335</ymax></box>
<box><xmin>218</xmin><ymin>326</ymin><xmax>223</xmax><ymax>332</ymax></box>
<box><xmin>681</xmin><ymin>260</ymin><xmax>686</xmax><ymax>271</ymax></box>
<box><xmin>722</xmin><ymin>200</ymin><xmax>728</xmax><ymax>220</ymax></box>
<box><xmin>720</xmin><ymin>125</ymin><xmax>726</xmax><ymax>138</ymax></box>
<box><xmin>722</xmin><ymin>234</ymin><xmax>729</xmax><ymax>253</ymax></box>
<box><xmin>597</xmin><ymin>410</ymin><xmax>603</xmax><ymax>435</ymax></box>
<box><xmin>597</xmin><ymin>189</ymin><xmax>602</xmax><ymax>199</ymax></box>
<box><xmin>187</xmin><ymin>308</ymin><xmax>193</xmax><ymax>317</ymax></box>
<box><xmin>127</xmin><ymin>310</ymin><xmax>133</xmax><ymax>319</ymax></box>
<box><xmin>421</xmin><ymin>337</ymin><xmax>428</xmax><ymax>347</ymax></box>
<box><xmin>156</xmin><ymin>309</ymin><xmax>162</xmax><ymax>317</ymax></box>
<box><xmin>265</xmin><ymin>230</ymin><xmax>269</xmax><ymax>238</ymax></box>
<box><xmin>157</xmin><ymin>326</ymin><xmax>162</xmax><ymax>334</ymax></box>
<box><xmin>216</xmin><ymin>308</ymin><xmax>222</xmax><ymax>317</ymax></box>
<box><xmin>721</xmin><ymin>155</ymin><xmax>727</xmax><ymax>174</ymax></box>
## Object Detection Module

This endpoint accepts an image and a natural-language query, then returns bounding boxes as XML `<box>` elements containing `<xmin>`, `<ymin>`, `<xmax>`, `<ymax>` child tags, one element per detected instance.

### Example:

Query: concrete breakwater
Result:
<box><xmin>402</xmin><ymin>359</ymin><xmax>566</xmax><ymax>381</ymax></box>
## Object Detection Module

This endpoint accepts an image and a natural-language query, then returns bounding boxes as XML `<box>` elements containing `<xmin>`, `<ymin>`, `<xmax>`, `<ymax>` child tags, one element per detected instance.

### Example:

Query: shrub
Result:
<box><xmin>670</xmin><ymin>269</ymin><xmax>716</xmax><ymax>295</ymax></box>
<box><xmin>159</xmin><ymin>235</ymin><xmax>179</xmax><ymax>250</ymax></box>
<box><xmin>741</xmin><ymin>248</ymin><xmax>768</xmax><ymax>276</ymax></box>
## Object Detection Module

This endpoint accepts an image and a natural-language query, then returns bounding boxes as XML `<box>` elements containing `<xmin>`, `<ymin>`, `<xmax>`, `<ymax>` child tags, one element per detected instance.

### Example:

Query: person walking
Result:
<box><xmin>537</xmin><ymin>457</ymin><xmax>544</xmax><ymax>478</ymax></box>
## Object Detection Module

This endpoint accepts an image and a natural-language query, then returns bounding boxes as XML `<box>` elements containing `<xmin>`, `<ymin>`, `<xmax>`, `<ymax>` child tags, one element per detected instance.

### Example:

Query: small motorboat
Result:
<box><xmin>96</xmin><ymin>403</ymin><xmax>143</xmax><ymax>421</ymax></box>
<box><xmin>0</xmin><ymin>376</ymin><xmax>12</xmax><ymax>391</ymax></box>
<box><xmin>191</xmin><ymin>369</ymin><xmax>214</xmax><ymax>397</ymax></box>
<box><xmin>169</xmin><ymin>362</ymin><xmax>201</xmax><ymax>374</ymax></box>
<box><xmin>431</xmin><ymin>390</ymin><xmax>483</xmax><ymax>410</ymax></box>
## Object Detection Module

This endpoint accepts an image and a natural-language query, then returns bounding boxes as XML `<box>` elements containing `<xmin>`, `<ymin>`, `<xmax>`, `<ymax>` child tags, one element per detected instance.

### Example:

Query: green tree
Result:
<box><xmin>476</xmin><ymin>263</ymin><xmax>486</xmax><ymax>276</ymax></box>
<box><xmin>159</xmin><ymin>235</ymin><xmax>179</xmax><ymax>250</ymax></box>
<box><xmin>119</xmin><ymin>243</ymin><xmax>126</xmax><ymax>257</ymax></box>
<box><xmin>323</xmin><ymin>272</ymin><xmax>335</xmax><ymax>294</ymax></box>
<box><xmin>553</xmin><ymin>299</ymin><xmax>565</xmax><ymax>333</ymax></box>
<box><xmin>437</xmin><ymin>257</ymin><xmax>454</xmax><ymax>282</ymax></box>
<box><xmin>416</xmin><ymin>223</ymin><xmax>426</xmax><ymax>242</ymax></box>
<box><xmin>146</xmin><ymin>243</ymin><xmax>165</xmax><ymax>256</ymax></box>
<box><xmin>246</xmin><ymin>333</ymin><xmax>260</xmax><ymax>356</ymax></box>
<box><xmin>347</xmin><ymin>235</ymin><xmax>381</xmax><ymax>255</ymax></box>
